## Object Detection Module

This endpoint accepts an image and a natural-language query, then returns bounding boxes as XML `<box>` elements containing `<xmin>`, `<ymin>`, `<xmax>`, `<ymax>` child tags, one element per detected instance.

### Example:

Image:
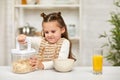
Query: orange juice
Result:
<box><xmin>93</xmin><ymin>55</ymin><xmax>103</xmax><ymax>73</ymax></box>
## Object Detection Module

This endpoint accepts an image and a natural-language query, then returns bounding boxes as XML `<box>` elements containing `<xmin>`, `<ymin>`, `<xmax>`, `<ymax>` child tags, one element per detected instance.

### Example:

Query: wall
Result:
<box><xmin>0</xmin><ymin>0</ymin><xmax>6</xmax><ymax>65</ymax></box>
<box><xmin>80</xmin><ymin>0</ymin><xmax>114</xmax><ymax>66</ymax></box>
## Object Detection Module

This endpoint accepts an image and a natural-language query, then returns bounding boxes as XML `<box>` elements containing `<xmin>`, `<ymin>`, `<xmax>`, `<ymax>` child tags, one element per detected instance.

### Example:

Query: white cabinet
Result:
<box><xmin>13</xmin><ymin>0</ymin><xmax>81</xmax><ymax>65</ymax></box>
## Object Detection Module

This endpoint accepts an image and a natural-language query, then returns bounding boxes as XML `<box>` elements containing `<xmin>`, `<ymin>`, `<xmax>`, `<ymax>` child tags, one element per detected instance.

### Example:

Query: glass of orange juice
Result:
<box><xmin>92</xmin><ymin>48</ymin><xmax>103</xmax><ymax>74</ymax></box>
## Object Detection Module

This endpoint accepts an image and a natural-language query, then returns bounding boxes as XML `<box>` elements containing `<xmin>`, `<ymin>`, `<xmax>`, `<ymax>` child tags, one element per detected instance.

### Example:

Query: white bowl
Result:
<box><xmin>53</xmin><ymin>59</ymin><xmax>75</xmax><ymax>72</ymax></box>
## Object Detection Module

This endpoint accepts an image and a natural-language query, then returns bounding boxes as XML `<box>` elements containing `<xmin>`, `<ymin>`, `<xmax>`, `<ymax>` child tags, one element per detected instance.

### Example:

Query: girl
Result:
<box><xmin>18</xmin><ymin>12</ymin><xmax>76</xmax><ymax>70</ymax></box>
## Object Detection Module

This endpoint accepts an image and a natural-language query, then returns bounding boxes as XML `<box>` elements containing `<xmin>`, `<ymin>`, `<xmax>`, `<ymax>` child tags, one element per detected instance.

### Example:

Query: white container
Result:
<box><xmin>53</xmin><ymin>59</ymin><xmax>75</xmax><ymax>72</ymax></box>
<box><xmin>68</xmin><ymin>24</ymin><xmax>76</xmax><ymax>37</ymax></box>
<box><xmin>11</xmin><ymin>38</ymin><xmax>36</xmax><ymax>73</ymax></box>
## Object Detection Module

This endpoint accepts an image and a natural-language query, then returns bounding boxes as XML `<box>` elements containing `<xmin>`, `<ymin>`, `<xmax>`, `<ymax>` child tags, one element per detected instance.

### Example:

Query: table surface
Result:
<box><xmin>0</xmin><ymin>66</ymin><xmax>120</xmax><ymax>80</ymax></box>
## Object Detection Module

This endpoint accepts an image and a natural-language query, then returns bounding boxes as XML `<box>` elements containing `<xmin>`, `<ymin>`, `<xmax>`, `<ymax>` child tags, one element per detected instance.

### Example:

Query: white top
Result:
<box><xmin>26</xmin><ymin>36</ymin><xmax>70</xmax><ymax>69</ymax></box>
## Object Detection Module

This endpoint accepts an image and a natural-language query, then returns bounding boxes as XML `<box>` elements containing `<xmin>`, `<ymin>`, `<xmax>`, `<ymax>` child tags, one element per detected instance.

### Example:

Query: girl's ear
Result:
<box><xmin>61</xmin><ymin>27</ymin><xmax>65</xmax><ymax>34</ymax></box>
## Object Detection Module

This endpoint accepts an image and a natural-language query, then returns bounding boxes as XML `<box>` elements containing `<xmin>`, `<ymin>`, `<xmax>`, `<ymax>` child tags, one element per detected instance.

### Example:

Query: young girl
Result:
<box><xmin>18</xmin><ymin>12</ymin><xmax>76</xmax><ymax>70</ymax></box>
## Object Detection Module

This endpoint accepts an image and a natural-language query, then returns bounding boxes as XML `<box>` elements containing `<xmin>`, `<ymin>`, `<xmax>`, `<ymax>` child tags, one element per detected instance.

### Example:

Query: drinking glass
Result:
<box><xmin>92</xmin><ymin>48</ymin><xmax>103</xmax><ymax>74</ymax></box>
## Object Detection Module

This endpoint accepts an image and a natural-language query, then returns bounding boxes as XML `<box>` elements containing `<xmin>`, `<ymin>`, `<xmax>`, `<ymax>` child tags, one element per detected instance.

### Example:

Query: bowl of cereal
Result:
<box><xmin>53</xmin><ymin>59</ymin><xmax>75</xmax><ymax>72</ymax></box>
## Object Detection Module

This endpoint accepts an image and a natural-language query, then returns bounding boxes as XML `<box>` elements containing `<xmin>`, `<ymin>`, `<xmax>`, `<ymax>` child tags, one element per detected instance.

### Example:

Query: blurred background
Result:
<box><xmin>0</xmin><ymin>0</ymin><xmax>115</xmax><ymax>66</ymax></box>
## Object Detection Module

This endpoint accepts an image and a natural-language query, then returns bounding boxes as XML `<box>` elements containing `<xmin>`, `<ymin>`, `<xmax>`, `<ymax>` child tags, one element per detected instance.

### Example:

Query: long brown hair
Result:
<box><xmin>41</xmin><ymin>12</ymin><xmax>76</xmax><ymax>61</ymax></box>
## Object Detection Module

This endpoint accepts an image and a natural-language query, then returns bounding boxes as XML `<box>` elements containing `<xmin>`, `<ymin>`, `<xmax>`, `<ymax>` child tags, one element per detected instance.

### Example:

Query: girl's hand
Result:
<box><xmin>17</xmin><ymin>34</ymin><xmax>26</xmax><ymax>44</ymax></box>
<box><xmin>29</xmin><ymin>56</ymin><xmax>38</xmax><ymax>70</ymax></box>
<box><xmin>29</xmin><ymin>56</ymin><xmax>44</xmax><ymax>70</ymax></box>
<box><xmin>37</xmin><ymin>60</ymin><xmax>44</xmax><ymax>70</ymax></box>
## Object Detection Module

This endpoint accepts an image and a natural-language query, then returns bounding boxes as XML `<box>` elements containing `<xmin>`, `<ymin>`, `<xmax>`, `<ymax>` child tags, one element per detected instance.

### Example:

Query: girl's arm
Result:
<box><xmin>17</xmin><ymin>34</ymin><xmax>42</xmax><ymax>50</ymax></box>
<box><xmin>42</xmin><ymin>39</ymin><xmax>70</xmax><ymax>69</ymax></box>
<box><xmin>26</xmin><ymin>36</ymin><xmax>42</xmax><ymax>51</ymax></box>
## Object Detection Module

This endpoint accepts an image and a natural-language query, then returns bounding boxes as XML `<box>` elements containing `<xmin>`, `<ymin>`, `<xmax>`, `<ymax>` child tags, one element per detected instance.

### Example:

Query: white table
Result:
<box><xmin>0</xmin><ymin>66</ymin><xmax>120</xmax><ymax>80</ymax></box>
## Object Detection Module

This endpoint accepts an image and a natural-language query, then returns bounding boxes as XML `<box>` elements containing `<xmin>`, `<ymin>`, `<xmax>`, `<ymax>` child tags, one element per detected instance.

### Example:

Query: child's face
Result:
<box><xmin>42</xmin><ymin>21</ymin><xmax>65</xmax><ymax>44</ymax></box>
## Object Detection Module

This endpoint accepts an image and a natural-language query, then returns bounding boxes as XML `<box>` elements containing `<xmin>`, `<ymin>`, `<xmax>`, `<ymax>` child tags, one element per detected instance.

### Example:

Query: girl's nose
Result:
<box><xmin>48</xmin><ymin>32</ymin><xmax>52</xmax><ymax>37</ymax></box>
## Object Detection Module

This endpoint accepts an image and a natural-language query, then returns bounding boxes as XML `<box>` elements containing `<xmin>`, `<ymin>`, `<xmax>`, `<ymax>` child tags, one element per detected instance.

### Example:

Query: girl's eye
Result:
<box><xmin>45</xmin><ymin>31</ymin><xmax>49</xmax><ymax>34</ymax></box>
<box><xmin>51</xmin><ymin>30</ymin><xmax>55</xmax><ymax>33</ymax></box>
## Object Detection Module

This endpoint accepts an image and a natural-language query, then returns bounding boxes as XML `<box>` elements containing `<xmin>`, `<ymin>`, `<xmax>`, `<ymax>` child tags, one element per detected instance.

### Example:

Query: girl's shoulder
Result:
<box><xmin>62</xmin><ymin>38</ymin><xmax>70</xmax><ymax>43</ymax></box>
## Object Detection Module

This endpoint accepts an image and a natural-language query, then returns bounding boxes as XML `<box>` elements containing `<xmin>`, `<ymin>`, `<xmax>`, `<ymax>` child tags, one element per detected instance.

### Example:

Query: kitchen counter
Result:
<box><xmin>0</xmin><ymin>66</ymin><xmax>120</xmax><ymax>80</ymax></box>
